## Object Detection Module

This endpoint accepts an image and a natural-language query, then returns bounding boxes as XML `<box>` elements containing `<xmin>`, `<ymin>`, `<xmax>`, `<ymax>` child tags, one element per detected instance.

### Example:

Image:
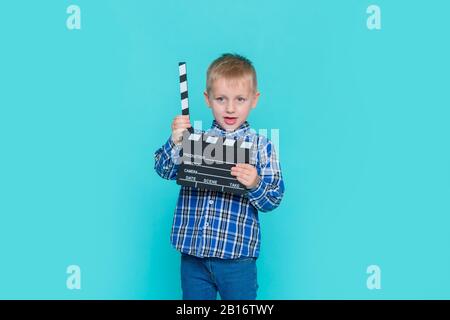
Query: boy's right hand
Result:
<box><xmin>171</xmin><ymin>115</ymin><xmax>191</xmax><ymax>145</ymax></box>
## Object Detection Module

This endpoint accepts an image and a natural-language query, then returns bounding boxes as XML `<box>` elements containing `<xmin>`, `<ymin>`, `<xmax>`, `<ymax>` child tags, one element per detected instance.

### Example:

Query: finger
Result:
<box><xmin>234</xmin><ymin>164</ymin><xmax>251</xmax><ymax>175</ymax></box>
<box><xmin>235</xmin><ymin>175</ymin><xmax>250</xmax><ymax>186</ymax></box>
<box><xmin>230</xmin><ymin>170</ymin><xmax>244</xmax><ymax>177</ymax></box>
<box><xmin>173</xmin><ymin>118</ymin><xmax>191</xmax><ymax>125</ymax></box>
<box><xmin>232</xmin><ymin>166</ymin><xmax>252</xmax><ymax>176</ymax></box>
<box><xmin>236</xmin><ymin>163</ymin><xmax>253</xmax><ymax>170</ymax></box>
<box><xmin>172</xmin><ymin>125</ymin><xmax>190</xmax><ymax>132</ymax></box>
<box><xmin>175</xmin><ymin>116</ymin><xmax>190</xmax><ymax>121</ymax></box>
<box><xmin>232</xmin><ymin>171</ymin><xmax>251</xmax><ymax>180</ymax></box>
<box><xmin>173</xmin><ymin>129</ymin><xmax>189</xmax><ymax>137</ymax></box>
<box><xmin>175</xmin><ymin>115</ymin><xmax>190</xmax><ymax>119</ymax></box>
<box><xmin>230</xmin><ymin>167</ymin><xmax>244</xmax><ymax>176</ymax></box>
<box><xmin>174</xmin><ymin>124</ymin><xmax>192</xmax><ymax>130</ymax></box>
<box><xmin>230</xmin><ymin>168</ymin><xmax>239</xmax><ymax>175</ymax></box>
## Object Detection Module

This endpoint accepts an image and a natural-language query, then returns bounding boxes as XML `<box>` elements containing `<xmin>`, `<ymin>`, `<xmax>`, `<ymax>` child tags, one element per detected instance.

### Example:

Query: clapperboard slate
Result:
<box><xmin>175</xmin><ymin>62</ymin><xmax>253</xmax><ymax>195</ymax></box>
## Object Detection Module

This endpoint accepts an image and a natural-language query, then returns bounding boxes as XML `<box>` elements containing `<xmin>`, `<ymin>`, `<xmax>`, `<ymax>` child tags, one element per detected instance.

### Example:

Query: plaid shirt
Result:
<box><xmin>154</xmin><ymin>120</ymin><xmax>285</xmax><ymax>259</ymax></box>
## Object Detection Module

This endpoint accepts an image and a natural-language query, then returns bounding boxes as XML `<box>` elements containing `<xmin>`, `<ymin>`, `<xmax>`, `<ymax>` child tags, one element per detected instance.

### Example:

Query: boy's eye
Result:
<box><xmin>237</xmin><ymin>97</ymin><xmax>246</xmax><ymax>102</ymax></box>
<box><xmin>216</xmin><ymin>97</ymin><xmax>225</xmax><ymax>102</ymax></box>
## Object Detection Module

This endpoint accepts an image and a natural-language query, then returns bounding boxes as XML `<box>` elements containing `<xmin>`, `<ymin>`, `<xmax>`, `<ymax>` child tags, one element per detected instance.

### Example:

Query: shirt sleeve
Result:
<box><xmin>246</xmin><ymin>137</ymin><xmax>285</xmax><ymax>212</ymax></box>
<box><xmin>154</xmin><ymin>137</ymin><xmax>183</xmax><ymax>180</ymax></box>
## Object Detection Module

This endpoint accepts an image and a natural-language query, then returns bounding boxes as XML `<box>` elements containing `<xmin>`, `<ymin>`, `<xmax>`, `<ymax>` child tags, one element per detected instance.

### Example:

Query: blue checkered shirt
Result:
<box><xmin>154</xmin><ymin>120</ymin><xmax>285</xmax><ymax>259</ymax></box>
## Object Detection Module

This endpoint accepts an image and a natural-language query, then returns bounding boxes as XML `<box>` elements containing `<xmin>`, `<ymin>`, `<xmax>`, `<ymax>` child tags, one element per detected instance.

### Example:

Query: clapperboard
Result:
<box><xmin>176</xmin><ymin>62</ymin><xmax>253</xmax><ymax>195</ymax></box>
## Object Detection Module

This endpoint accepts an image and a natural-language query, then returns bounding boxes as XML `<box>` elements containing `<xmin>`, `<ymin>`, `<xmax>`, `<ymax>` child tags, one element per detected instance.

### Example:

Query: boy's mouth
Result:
<box><xmin>224</xmin><ymin>117</ymin><xmax>237</xmax><ymax>125</ymax></box>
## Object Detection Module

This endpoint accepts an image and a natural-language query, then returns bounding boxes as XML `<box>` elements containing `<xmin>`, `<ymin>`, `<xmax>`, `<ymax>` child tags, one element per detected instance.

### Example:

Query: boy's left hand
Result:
<box><xmin>231</xmin><ymin>163</ymin><xmax>260</xmax><ymax>189</ymax></box>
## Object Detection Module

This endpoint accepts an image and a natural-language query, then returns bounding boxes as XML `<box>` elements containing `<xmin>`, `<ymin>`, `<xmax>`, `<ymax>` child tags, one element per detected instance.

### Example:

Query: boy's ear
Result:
<box><xmin>251</xmin><ymin>91</ymin><xmax>260</xmax><ymax>109</ymax></box>
<box><xmin>204</xmin><ymin>91</ymin><xmax>212</xmax><ymax>108</ymax></box>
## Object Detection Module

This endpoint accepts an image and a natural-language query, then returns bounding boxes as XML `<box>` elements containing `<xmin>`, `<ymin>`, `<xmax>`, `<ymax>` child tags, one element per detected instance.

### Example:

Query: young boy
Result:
<box><xmin>154</xmin><ymin>53</ymin><xmax>285</xmax><ymax>300</ymax></box>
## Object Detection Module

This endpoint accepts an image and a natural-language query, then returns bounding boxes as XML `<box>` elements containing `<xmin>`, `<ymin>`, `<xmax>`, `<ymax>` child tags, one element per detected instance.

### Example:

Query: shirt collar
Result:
<box><xmin>210</xmin><ymin>120</ymin><xmax>250</xmax><ymax>138</ymax></box>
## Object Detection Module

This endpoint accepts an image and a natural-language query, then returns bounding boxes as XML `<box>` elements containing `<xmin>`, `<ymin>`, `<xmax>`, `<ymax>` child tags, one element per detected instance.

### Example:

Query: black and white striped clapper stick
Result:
<box><xmin>179</xmin><ymin>62</ymin><xmax>194</xmax><ymax>134</ymax></box>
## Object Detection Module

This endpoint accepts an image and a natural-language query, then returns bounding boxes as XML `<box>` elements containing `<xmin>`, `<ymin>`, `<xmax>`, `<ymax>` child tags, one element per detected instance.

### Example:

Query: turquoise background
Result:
<box><xmin>0</xmin><ymin>0</ymin><xmax>449</xmax><ymax>299</ymax></box>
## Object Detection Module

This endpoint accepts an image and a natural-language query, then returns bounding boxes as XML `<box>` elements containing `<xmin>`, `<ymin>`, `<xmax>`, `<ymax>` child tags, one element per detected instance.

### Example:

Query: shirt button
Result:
<box><xmin>209</xmin><ymin>200</ymin><xmax>214</xmax><ymax>205</ymax></box>
<box><xmin>205</xmin><ymin>222</ymin><xmax>209</xmax><ymax>227</ymax></box>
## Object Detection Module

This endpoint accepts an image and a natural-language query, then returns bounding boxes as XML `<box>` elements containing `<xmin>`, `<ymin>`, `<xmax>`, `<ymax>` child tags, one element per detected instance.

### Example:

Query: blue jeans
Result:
<box><xmin>180</xmin><ymin>253</ymin><xmax>258</xmax><ymax>300</ymax></box>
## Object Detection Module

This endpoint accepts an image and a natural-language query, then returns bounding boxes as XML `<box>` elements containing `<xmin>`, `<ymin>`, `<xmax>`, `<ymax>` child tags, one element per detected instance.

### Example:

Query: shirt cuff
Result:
<box><xmin>164</xmin><ymin>137</ymin><xmax>182</xmax><ymax>159</ymax></box>
<box><xmin>246</xmin><ymin>177</ymin><xmax>267</xmax><ymax>200</ymax></box>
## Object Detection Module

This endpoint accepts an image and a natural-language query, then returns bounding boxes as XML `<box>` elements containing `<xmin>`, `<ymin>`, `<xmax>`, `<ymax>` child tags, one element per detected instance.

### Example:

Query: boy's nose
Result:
<box><xmin>225</xmin><ymin>103</ymin><xmax>235</xmax><ymax>113</ymax></box>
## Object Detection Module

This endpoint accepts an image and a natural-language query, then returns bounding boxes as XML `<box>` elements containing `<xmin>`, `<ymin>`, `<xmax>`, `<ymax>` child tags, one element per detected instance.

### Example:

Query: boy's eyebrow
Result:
<box><xmin>214</xmin><ymin>94</ymin><xmax>248</xmax><ymax>98</ymax></box>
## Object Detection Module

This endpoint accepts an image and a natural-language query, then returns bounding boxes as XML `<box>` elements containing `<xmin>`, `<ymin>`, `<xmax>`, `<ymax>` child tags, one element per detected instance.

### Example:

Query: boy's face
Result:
<box><xmin>204</xmin><ymin>76</ymin><xmax>260</xmax><ymax>132</ymax></box>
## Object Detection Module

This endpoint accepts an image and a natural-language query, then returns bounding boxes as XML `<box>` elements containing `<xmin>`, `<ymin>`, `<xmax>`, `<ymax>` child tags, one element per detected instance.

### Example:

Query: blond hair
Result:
<box><xmin>206</xmin><ymin>53</ymin><xmax>258</xmax><ymax>95</ymax></box>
